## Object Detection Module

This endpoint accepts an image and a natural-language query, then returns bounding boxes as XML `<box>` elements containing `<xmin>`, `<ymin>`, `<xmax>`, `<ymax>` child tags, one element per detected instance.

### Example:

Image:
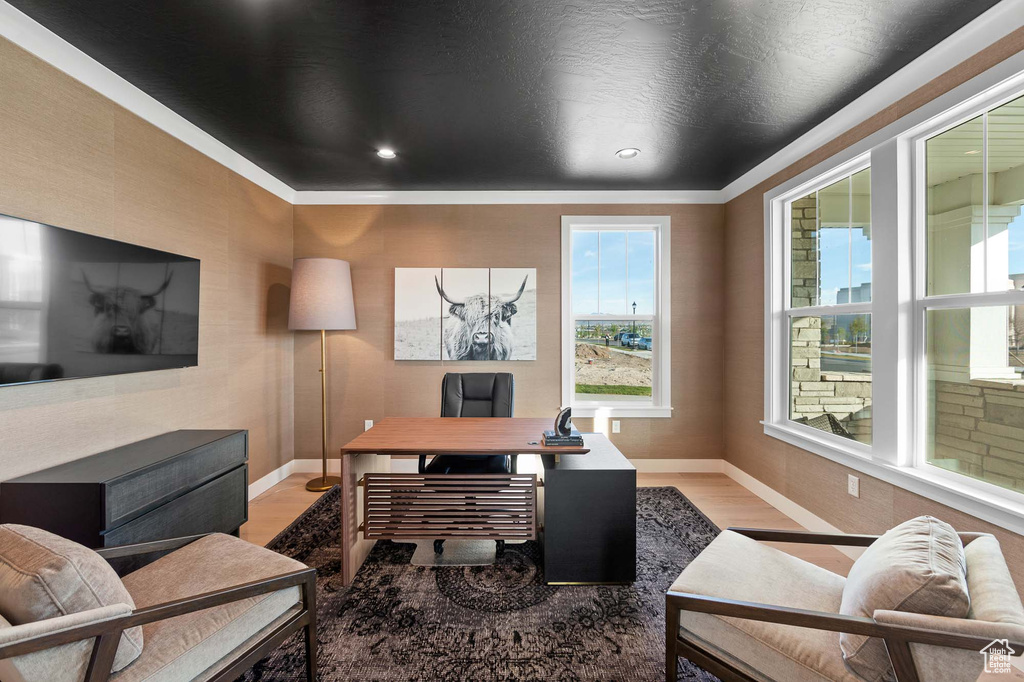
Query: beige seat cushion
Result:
<box><xmin>839</xmin><ymin>516</ymin><xmax>970</xmax><ymax>682</ymax></box>
<box><xmin>0</xmin><ymin>605</ymin><xmax>132</xmax><ymax>682</ymax></box>
<box><xmin>114</xmin><ymin>534</ymin><xmax>307</xmax><ymax>682</ymax></box>
<box><xmin>670</xmin><ymin>530</ymin><xmax>859</xmax><ymax>682</ymax></box>
<box><xmin>0</xmin><ymin>524</ymin><xmax>143</xmax><ymax>672</ymax></box>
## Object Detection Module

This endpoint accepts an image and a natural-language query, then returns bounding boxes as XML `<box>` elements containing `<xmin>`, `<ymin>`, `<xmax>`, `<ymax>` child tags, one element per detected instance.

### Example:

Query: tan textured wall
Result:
<box><xmin>723</xmin><ymin>28</ymin><xmax>1024</xmax><ymax>583</ymax></box>
<box><xmin>0</xmin><ymin>38</ymin><xmax>294</xmax><ymax>482</ymax></box>
<box><xmin>292</xmin><ymin>203</ymin><xmax>725</xmax><ymax>462</ymax></box>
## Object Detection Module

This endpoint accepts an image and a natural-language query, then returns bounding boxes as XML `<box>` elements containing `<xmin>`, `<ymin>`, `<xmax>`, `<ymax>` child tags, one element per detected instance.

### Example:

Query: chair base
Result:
<box><xmin>668</xmin><ymin>632</ymin><xmax>758</xmax><ymax>682</ymax></box>
<box><xmin>432</xmin><ymin>538</ymin><xmax>505</xmax><ymax>559</ymax></box>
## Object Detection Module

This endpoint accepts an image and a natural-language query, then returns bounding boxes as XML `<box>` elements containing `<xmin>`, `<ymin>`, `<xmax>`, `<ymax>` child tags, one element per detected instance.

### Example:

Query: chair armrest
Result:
<box><xmin>0</xmin><ymin>568</ymin><xmax>315</xmax><ymax>660</ymax></box>
<box><xmin>94</xmin><ymin>534</ymin><xmax>210</xmax><ymax>561</ymax></box>
<box><xmin>0</xmin><ymin>605</ymin><xmax>131</xmax><ymax>659</ymax></box>
<box><xmin>668</xmin><ymin>590</ymin><xmax>879</xmax><ymax>637</ymax></box>
<box><xmin>667</xmin><ymin>590</ymin><xmax>1021</xmax><ymax>651</ymax></box>
<box><xmin>727</xmin><ymin>527</ymin><xmax>879</xmax><ymax>547</ymax></box>
<box><xmin>124</xmin><ymin>567</ymin><xmax>316</xmax><ymax>628</ymax></box>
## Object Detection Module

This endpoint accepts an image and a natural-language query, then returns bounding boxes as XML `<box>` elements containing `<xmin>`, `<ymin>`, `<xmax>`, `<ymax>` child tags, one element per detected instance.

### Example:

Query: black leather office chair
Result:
<box><xmin>420</xmin><ymin>372</ymin><xmax>515</xmax><ymax>555</ymax></box>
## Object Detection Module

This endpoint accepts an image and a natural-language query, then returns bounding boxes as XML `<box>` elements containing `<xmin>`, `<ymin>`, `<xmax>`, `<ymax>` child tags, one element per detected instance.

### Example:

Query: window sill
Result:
<box><xmin>763</xmin><ymin>421</ymin><xmax>1024</xmax><ymax>537</ymax></box>
<box><xmin>572</xmin><ymin>404</ymin><xmax>673</xmax><ymax>419</ymax></box>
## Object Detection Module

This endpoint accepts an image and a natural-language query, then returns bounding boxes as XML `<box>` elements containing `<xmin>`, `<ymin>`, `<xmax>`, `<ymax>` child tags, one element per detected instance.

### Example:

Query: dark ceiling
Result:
<box><xmin>8</xmin><ymin>0</ymin><xmax>1002</xmax><ymax>191</ymax></box>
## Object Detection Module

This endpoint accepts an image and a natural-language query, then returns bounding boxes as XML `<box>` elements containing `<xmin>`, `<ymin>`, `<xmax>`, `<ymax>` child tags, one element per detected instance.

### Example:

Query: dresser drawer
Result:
<box><xmin>105</xmin><ymin>431</ymin><xmax>247</xmax><ymax>528</ymax></box>
<box><xmin>103</xmin><ymin>465</ymin><xmax>248</xmax><ymax>547</ymax></box>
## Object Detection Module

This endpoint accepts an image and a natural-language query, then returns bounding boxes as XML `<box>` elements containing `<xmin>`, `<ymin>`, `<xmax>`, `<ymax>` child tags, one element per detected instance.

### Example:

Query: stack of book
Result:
<box><xmin>542</xmin><ymin>428</ymin><xmax>584</xmax><ymax>447</ymax></box>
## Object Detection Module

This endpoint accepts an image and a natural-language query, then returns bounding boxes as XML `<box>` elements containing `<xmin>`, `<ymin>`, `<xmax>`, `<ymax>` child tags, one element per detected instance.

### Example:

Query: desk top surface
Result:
<box><xmin>340</xmin><ymin>417</ymin><xmax>590</xmax><ymax>455</ymax></box>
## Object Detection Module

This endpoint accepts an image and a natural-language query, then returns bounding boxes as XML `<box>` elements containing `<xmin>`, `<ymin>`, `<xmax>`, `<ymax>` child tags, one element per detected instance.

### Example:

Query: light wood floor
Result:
<box><xmin>241</xmin><ymin>470</ymin><xmax>854</xmax><ymax>576</ymax></box>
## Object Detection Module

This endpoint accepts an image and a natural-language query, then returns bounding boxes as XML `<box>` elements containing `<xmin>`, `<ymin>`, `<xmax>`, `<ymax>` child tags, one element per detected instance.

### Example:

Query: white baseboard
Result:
<box><xmin>248</xmin><ymin>461</ymin><xmax>295</xmax><ymax>500</ymax></box>
<box><xmin>247</xmin><ymin>458</ymin><xmax>341</xmax><ymax>501</ymax></box>
<box><xmin>721</xmin><ymin>462</ymin><xmax>865</xmax><ymax>560</ymax></box>
<box><xmin>390</xmin><ymin>458</ymin><xmax>420</xmax><ymax>473</ymax></box>
<box><xmin>631</xmin><ymin>458</ymin><xmax>724</xmax><ymax>473</ymax></box>
<box><xmin>290</xmin><ymin>458</ymin><xmax>342</xmax><ymax>474</ymax></box>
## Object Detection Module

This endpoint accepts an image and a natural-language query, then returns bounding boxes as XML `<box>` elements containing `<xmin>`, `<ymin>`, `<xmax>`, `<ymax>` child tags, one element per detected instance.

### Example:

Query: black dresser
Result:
<box><xmin>0</xmin><ymin>430</ymin><xmax>248</xmax><ymax>550</ymax></box>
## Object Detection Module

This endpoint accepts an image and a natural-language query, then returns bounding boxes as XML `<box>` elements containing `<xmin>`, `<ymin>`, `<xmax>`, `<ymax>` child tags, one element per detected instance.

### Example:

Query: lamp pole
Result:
<box><xmin>632</xmin><ymin>301</ymin><xmax>637</xmax><ymax>338</ymax></box>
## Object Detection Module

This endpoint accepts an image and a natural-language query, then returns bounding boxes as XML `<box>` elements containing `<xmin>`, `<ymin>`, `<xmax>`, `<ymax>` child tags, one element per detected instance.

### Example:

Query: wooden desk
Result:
<box><xmin>340</xmin><ymin>417</ymin><xmax>589</xmax><ymax>456</ymax></box>
<box><xmin>337</xmin><ymin>418</ymin><xmax>604</xmax><ymax>585</ymax></box>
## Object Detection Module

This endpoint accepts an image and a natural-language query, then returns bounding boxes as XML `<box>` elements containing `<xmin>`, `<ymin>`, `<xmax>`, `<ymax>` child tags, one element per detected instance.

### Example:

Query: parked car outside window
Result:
<box><xmin>638</xmin><ymin>337</ymin><xmax>653</xmax><ymax>351</ymax></box>
<box><xmin>619</xmin><ymin>332</ymin><xmax>640</xmax><ymax>348</ymax></box>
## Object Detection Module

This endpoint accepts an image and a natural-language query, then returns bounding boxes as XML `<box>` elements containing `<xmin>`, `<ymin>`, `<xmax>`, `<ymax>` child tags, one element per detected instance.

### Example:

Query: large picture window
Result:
<box><xmin>920</xmin><ymin>94</ymin><xmax>1024</xmax><ymax>495</ymax></box>
<box><xmin>561</xmin><ymin>216</ymin><xmax>671</xmax><ymax>418</ymax></box>
<box><xmin>765</xmin><ymin>58</ymin><xmax>1024</xmax><ymax>536</ymax></box>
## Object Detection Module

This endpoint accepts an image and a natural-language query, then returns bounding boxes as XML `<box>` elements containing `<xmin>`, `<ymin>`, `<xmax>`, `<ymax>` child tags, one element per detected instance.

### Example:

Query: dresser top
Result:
<box><xmin>3</xmin><ymin>430</ymin><xmax>246</xmax><ymax>484</ymax></box>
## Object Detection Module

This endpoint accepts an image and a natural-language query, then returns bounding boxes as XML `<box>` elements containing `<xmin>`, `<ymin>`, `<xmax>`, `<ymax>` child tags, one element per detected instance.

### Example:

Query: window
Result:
<box><xmin>561</xmin><ymin>216</ymin><xmax>671</xmax><ymax>418</ymax></box>
<box><xmin>919</xmin><ymin>93</ymin><xmax>1024</xmax><ymax>495</ymax></box>
<box><xmin>782</xmin><ymin>165</ymin><xmax>874</xmax><ymax>445</ymax></box>
<box><xmin>764</xmin><ymin>58</ymin><xmax>1024</xmax><ymax>537</ymax></box>
<box><xmin>0</xmin><ymin>216</ymin><xmax>44</xmax><ymax>364</ymax></box>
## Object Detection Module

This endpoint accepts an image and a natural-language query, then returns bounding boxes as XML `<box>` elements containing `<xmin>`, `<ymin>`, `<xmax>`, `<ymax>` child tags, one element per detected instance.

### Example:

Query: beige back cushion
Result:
<box><xmin>839</xmin><ymin>516</ymin><xmax>970</xmax><ymax>682</ymax></box>
<box><xmin>0</xmin><ymin>525</ymin><xmax>142</xmax><ymax>672</ymax></box>
<box><xmin>873</xmin><ymin>534</ymin><xmax>1024</xmax><ymax>682</ymax></box>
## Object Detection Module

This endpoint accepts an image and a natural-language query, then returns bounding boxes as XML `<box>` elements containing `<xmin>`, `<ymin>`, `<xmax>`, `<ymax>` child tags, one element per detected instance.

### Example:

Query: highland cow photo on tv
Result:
<box><xmin>0</xmin><ymin>213</ymin><xmax>200</xmax><ymax>386</ymax></box>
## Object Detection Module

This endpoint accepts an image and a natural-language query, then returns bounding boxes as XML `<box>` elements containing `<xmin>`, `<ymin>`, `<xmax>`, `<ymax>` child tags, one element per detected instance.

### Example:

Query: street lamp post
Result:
<box><xmin>631</xmin><ymin>301</ymin><xmax>637</xmax><ymax>340</ymax></box>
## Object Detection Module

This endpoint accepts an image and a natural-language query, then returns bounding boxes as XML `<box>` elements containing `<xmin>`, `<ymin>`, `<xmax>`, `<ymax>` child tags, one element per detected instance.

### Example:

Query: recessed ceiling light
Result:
<box><xmin>377</xmin><ymin>148</ymin><xmax>397</xmax><ymax>159</ymax></box>
<box><xmin>964</xmin><ymin>149</ymin><xmax>981</xmax><ymax>155</ymax></box>
<box><xmin>615</xmin><ymin>148</ymin><xmax>640</xmax><ymax>159</ymax></box>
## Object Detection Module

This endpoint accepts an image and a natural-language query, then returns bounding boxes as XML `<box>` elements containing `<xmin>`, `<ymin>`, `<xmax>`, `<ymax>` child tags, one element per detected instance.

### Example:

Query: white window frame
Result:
<box><xmin>561</xmin><ymin>215</ymin><xmax>672</xmax><ymax>418</ymax></box>
<box><xmin>764</xmin><ymin>50</ymin><xmax>1024</xmax><ymax>536</ymax></box>
<box><xmin>766</xmin><ymin>155</ymin><xmax>875</xmax><ymax>461</ymax></box>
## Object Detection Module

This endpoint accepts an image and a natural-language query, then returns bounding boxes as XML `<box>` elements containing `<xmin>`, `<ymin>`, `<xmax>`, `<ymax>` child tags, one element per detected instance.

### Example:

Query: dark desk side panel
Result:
<box><xmin>543</xmin><ymin>469</ymin><xmax>636</xmax><ymax>584</ymax></box>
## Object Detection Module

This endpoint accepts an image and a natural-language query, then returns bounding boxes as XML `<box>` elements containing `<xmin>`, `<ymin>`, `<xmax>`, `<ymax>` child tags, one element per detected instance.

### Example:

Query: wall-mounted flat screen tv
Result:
<box><xmin>0</xmin><ymin>213</ymin><xmax>200</xmax><ymax>387</ymax></box>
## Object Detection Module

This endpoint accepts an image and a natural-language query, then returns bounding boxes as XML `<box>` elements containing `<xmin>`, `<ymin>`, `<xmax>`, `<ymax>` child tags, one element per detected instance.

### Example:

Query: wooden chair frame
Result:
<box><xmin>666</xmin><ymin>527</ymin><xmax>1024</xmax><ymax>682</ymax></box>
<box><xmin>0</xmin><ymin>535</ymin><xmax>318</xmax><ymax>682</ymax></box>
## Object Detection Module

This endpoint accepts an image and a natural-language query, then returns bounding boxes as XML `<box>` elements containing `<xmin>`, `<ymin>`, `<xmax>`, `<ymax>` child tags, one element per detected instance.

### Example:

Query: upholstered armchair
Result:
<box><xmin>0</xmin><ymin>526</ymin><xmax>316</xmax><ymax>682</ymax></box>
<box><xmin>666</xmin><ymin>519</ymin><xmax>1024</xmax><ymax>682</ymax></box>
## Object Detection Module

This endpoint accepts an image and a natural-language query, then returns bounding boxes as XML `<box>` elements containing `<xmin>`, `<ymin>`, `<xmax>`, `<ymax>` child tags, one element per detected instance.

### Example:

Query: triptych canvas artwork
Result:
<box><xmin>394</xmin><ymin>268</ymin><xmax>536</xmax><ymax>361</ymax></box>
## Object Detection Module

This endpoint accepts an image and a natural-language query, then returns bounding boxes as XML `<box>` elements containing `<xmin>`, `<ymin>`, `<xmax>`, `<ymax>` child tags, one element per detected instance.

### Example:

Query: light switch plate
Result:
<box><xmin>612</xmin><ymin>420</ymin><xmax>621</xmax><ymax>434</ymax></box>
<box><xmin>364</xmin><ymin>420</ymin><xmax>373</xmax><ymax>431</ymax></box>
<box><xmin>847</xmin><ymin>474</ymin><xmax>860</xmax><ymax>498</ymax></box>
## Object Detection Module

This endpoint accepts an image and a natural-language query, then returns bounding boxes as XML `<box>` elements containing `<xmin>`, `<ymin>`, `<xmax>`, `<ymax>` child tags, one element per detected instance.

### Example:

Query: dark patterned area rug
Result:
<box><xmin>242</xmin><ymin>486</ymin><xmax>720</xmax><ymax>681</ymax></box>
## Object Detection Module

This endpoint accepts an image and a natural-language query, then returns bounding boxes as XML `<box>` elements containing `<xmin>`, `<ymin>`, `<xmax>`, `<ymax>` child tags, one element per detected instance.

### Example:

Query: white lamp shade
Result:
<box><xmin>288</xmin><ymin>258</ymin><xmax>357</xmax><ymax>331</ymax></box>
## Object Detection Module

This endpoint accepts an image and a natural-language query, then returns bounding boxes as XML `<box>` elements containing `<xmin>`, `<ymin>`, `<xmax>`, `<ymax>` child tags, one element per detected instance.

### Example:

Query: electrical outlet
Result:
<box><xmin>847</xmin><ymin>474</ymin><xmax>860</xmax><ymax>498</ymax></box>
<box><xmin>612</xmin><ymin>420</ymin><xmax>621</xmax><ymax>434</ymax></box>
<box><xmin>364</xmin><ymin>420</ymin><xmax>373</xmax><ymax>431</ymax></box>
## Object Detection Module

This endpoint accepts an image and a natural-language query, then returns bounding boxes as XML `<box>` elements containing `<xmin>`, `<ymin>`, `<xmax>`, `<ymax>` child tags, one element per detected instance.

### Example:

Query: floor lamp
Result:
<box><xmin>288</xmin><ymin>258</ymin><xmax>357</xmax><ymax>492</ymax></box>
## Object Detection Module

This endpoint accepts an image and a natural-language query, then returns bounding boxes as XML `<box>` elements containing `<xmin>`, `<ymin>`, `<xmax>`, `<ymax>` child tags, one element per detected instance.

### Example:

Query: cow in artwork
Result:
<box><xmin>436</xmin><ymin>275</ymin><xmax>527</xmax><ymax>360</ymax></box>
<box><xmin>84</xmin><ymin>271</ymin><xmax>172</xmax><ymax>354</ymax></box>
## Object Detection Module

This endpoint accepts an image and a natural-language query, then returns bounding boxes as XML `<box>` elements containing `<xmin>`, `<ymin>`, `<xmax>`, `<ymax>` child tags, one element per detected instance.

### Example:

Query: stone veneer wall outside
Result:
<box><xmin>932</xmin><ymin>379</ymin><xmax>1024</xmax><ymax>491</ymax></box>
<box><xmin>789</xmin><ymin>198</ymin><xmax>872</xmax><ymax>442</ymax></box>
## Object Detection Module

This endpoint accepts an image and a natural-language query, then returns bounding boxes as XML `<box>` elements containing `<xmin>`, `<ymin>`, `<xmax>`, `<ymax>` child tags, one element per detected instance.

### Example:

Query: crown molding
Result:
<box><xmin>0</xmin><ymin>1</ymin><xmax>296</xmax><ymax>203</ymax></box>
<box><xmin>291</xmin><ymin>189</ymin><xmax>724</xmax><ymax>205</ymax></box>
<box><xmin>719</xmin><ymin>0</ymin><xmax>1024</xmax><ymax>202</ymax></box>
<box><xmin>3</xmin><ymin>0</ymin><xmax>1024</xmax><ymax>207</ymax></box>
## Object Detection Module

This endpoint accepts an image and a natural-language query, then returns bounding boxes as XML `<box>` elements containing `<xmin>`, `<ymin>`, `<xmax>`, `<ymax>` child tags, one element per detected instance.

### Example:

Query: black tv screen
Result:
<box><xmin>0</xmin><ymin>213</ymin><xmax>200</xmax><ymax>386</ymax></box>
